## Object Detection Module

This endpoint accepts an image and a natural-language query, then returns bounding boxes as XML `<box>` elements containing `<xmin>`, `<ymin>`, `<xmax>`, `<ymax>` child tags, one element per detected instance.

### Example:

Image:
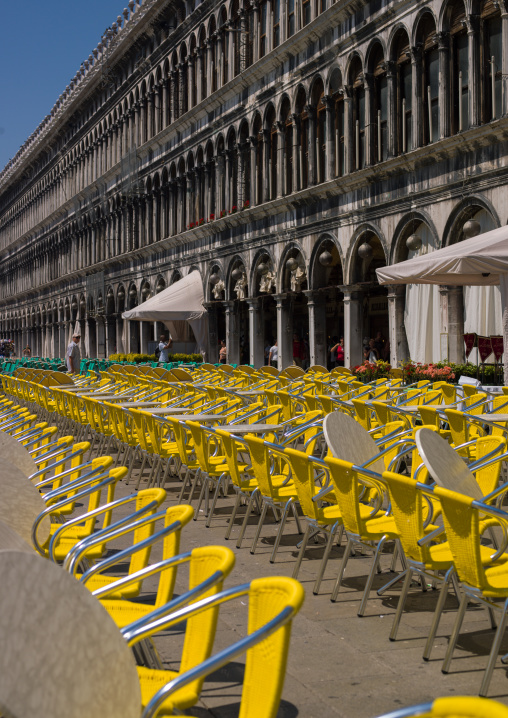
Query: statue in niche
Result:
<box><xmin>212</xmin><ymin>279</ymin><xmax>225</xmax><ymax>299</ymax></box>
<box><xmin>290</xmin><ymin>266</ymin><xmax>306</xmax><ymax>292</ymax></box>
<box><xmin>259</xmin><ymin>271</ymin><xmax>275</xmax><ymax>294</ymax></box>
<box><xmin>234</xmin><ymin>272</ymin><xmax>248</xmax><ymax>300</ymax></box>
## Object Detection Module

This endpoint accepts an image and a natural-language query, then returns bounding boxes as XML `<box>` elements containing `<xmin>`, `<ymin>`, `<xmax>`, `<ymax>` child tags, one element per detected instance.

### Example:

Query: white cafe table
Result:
<box><xmin>149</xmin><ymin>407</ymin><xmax>208</xmax><ymax>415</ymax></box>
<box><xmin>217</xmin><ymin>423</ymin><xmax>283</xmax><ymax>433</ymax></box>
<box><xmin>118</xmin><ymin>401</ymin><xmax>163</xmax><ymax>408</ymax></box>
<box><xmin>154</xmin><ymin>413</ymin><xmax>228</xmax><ymax>423</ymax></box>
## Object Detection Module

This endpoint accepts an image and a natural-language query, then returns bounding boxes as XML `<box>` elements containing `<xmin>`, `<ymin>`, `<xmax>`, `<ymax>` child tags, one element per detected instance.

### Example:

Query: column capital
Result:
<box><xmin>436</xmin><ymin>31</ymin><xmax>449</xmax><ymax>50</ymax></box>
<box><xmin>245</xmin><ymin>297</ymin><xmax>260</xmax><ymax>310</ymax></box>
<box><xmin>385</xmin><ymin>284</ymin><xmax>406</xmax><ymax>299</ymax></box>
<box><xmin>302</xmin><ymin>289</ymin><xmax>325</xmax><ymax>306</ymax></box>
<box><xmin>339</xmin><ymin>284</ymin><xmax>364</xmax><ymax>300</ymax></box>
<box><xmin>410</xmin><ymin>44</ymin><xmax>423</xmax><ymax>62</ymax></box>
<box><xmin>273</xmin><ymin>293</ymin><xmax>288</xmax><ymax>306</ymax></box>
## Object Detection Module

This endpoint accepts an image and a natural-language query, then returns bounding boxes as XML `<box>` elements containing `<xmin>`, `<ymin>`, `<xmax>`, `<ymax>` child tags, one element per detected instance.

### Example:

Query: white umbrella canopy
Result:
<box><xmin>122</xmin><ymin>271</ymin><xmax>208</xmax><ymax>354</ymax></box>
<box><xmin>376</xmin><ymin>226</ymin><xmax>508</xmax><ymax>381</ymax></box>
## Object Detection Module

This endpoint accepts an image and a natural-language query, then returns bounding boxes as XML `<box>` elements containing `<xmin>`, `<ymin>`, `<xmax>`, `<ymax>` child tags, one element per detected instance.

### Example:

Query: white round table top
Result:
<box><xmin>0</xmin><ymin>430</ymin><xmax>37</xmax><ymax>477</ymax></box>
<box><xmin>0</xmin><ymin>461</ymin><xmax>51</xmax><ymax>548</ymax></box>
<box><xmin>0</xmin><ymin>549</ymin><xmax>141</xmax><ymax>718</ymax></box>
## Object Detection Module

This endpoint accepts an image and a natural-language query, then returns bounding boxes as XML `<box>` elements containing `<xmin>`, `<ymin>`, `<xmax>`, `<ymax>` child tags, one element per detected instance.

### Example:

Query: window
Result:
<box><xmin>273</xmin><ymin>0</ymin><xmax>280</xmax><ymax>48</ymax></box>
<box><xmin>372</xmin><ymin>50</ymin><xmax>388</xmax><ymax>162</ymax></box>
<box><xmin>417</xmin><ymin>16</ymin><xmax>439</xmax><ymax>144</ymax></box>
<box><xmin>481</xmin><ymin>0</ymin><xmax>502</xmax><ymax>123</ymax></box>
<box><xmin>302</xmin><ymin>0</ymin><xmax>311</xmax><ymax>26</ymax></box>
<box><xmin>449</xmin><ymin>2</ymin><xmax>469</xmax><ymax>133</ymax></box>
<box><xmin>260</xmin><ymin>1</ymin><xmax>268</xmax><ymax>57</ymax></box>
<box><xmin>287</xmin><ymin>0</ymin><xmax>295</xmax><ymax>37</ymax></box>
<box><xmin>394</xmin><ymin>33</ymin><xmax>412</xmax><ymax>154</ymax></box>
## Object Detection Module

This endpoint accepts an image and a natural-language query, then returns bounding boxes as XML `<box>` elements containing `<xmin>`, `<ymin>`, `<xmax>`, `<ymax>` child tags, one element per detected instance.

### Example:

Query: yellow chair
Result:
<box><xmin>124</xmin><ymin>576</ymin><xmax>305</xmax><ymax>718</ymax></box>
<box><xmin>432</xmin><ymin>484</ymin><xmax>508</xmax><ymax>696</ymax></box>
<box><xmin>243</xmin><ymin>434</ymin><xmax>303</xmax><ymax>562</ymax></box>
<box><xmin>94</xmin><ymin>542</ymin><xmax>232</xmax><ymax>631</ymax></box>
<box><xmin>375</xmin><ymin>696</ymin><xmax>508</xmax><ymax>718</ymax></box>
<box><xmin>284</xmin><ymin>446</ymin><xmax>343</xmax><ymax>594</ymax></box>
<box><xmin>324</xmin><ymin>456</ymin><xmax>398</xmax><ymax>615</ymax></box>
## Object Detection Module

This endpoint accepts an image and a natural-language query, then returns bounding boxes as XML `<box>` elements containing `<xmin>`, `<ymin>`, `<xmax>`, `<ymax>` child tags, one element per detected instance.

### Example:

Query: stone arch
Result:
<box><xmin>346</xmin><ymin>223</ymin><xmax>388</xmax><ymax>285</ymax></box>
<box><xmin>390</xmin><ymin>210</ymin><xmax>440</xmax><ymax>264</ymax></box>
<box><xmin>309</xmin><ymin>234</ymin><xmax>344</xmax><ymax>291</ymax></box>
<box><xmin>443</xmin><ymin>195</ymin><xmax>501</xmax><ymax>247</ymax></box>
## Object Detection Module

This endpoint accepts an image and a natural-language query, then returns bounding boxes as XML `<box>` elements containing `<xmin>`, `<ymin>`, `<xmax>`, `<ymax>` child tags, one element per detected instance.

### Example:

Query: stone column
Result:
<box><xmin>276</xmin><ymin>122</ymin><xmax>285</xmax><ymax>197</ymax></box>
<box><xmin>305</xmin><ymin>105</ymin><xmax>316</xmax><ymax>185</ymax></box>
<box><xmin>439</xmin><ymin>285</ymin><xmax>464</xmax><ymax>363</ymax></box>
<box><xmin>196</xmin><ymin>48</ymin><xmax>203</xmax><ymax>105</ymax></box>
<box><xmin>116</xmin><ymin>315</ymin><xmax>125</xmax><ymax>354</ymax></box>
<box><xmin>188</xmin><ymin>53</ymin><xmax>195</xmax><ymax>109</ymax></box>
<box><xmin>502</xmin><ymin>4</ymin><xmax>508</xmax><ymax>116</ymax></box>
<box><xmin>252</xmin><ymin>1</ymin><xmax>260</xmax><ymax>64</ymax></box>
<box><xmin>240</xmin><ymin>10</ymin><xmax>247</xmax><ymax>72</ymax></box>
<box><xmin>363</xmin><ymin>73</ymin><xmax>374</xmax><ymax>166</ymax></box>
<box><xmin>249</xmin><ymin>136</ymin><xmax>258</xmax><ymax>205</ymax></box>
<box><xmin>323</xmin><ymin>95</ymin><xmax>335</xmax><ymax>180</ymax></box>
<box><xmin>262</xmin><ymin>130</ymin><xmax>270</xmax><ymax>202</ymax></box>
<box><xmin>204</xmin><ymin>303</ymin><xmax>219</xmax><ymax>363</ymax></box>
<box><xmin>304</xmin><ymin>291</ymin><xmax>327</xmax><ymax>367</ymax></box>
<box><xmin>341</xmin><ymin>285</ymin><xmax>364</xmax><ymax>368</ymax></box>
<box><xmin>386</xmin><ymin>285</ymin><xmax>409</xmax><ymax>366</ymax></box>
<box><xmin>438</xmin><ymin>32</ymin><xmax>450</xmax><ymax>139</ymax></box>
<box><xmin>224</xmin><ymin>301</ymin><xmax>240</xmax><ymax>364</ymax></box>
<box><xmin>96</xmin><ymin>317</ymin><xmax>106</xmax><ymax>358</ymax></box>
<box><xmin>343</xmin><ymin>86</ymin><xmax>353</xmax><ymax>173</ymax></box>
<box><xmin>274</xmin><ymin>293</ymin><xmax>292</xmax><ymax>370</ymax></box>
<box><xmin>411</xmin><ymin>45</ymin><xmax>423</xmax><ymax>149</ymax></box>
<box><xmin>467</xmin><ymin>14</ymin><xmax>480</xmax><ymax>128</ymax></box>
<box><xmin>106</xmin><ymin>317</ymin><xmax>117</xmax><ymax>356</ymax></box>
<box><xmin>170</xmin><ymin>70</ymin><xmax>177</xmax><ymax>122</ymax></box>
<box><xmin>291</xmin><ymin>114</ymin><xmax>299</xmax><ymax>191</ymax></box>
<box><xmin>246</xmin><ymin>298</ymin><xmax>264</xmax><ymax>368</ymax></box>
<box><xmin>162</xmin><ymin>78</ymin><xmax>169</xmax><ymax>128</ymax></box>
<box><xmin>386</xmin><ymin>61</ymin><xmax>397</xmax><ymax>158</ymax></box>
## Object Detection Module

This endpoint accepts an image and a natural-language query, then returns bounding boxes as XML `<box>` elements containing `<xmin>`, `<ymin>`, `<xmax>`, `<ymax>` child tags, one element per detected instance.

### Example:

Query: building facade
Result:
<box><xmin>0</xmin><ymin>0</ymin><xmax>506</xmax><ymax>367</ymax></box>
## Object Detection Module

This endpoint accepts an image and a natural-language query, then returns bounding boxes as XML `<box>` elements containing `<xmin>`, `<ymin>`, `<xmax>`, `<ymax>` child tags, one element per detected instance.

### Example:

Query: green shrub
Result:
<box><xmin>107</xmin><ymin>352</ymin><xmax>203</xmax><ymax>364</ymax></box>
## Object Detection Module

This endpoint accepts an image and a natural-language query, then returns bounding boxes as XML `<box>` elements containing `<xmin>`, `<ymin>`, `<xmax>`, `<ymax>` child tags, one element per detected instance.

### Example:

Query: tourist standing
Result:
<box><xmin>219</xmin><ymin>339</ymin><xmax>227</xmax><ymax>364</ymax></box>
<box><xmin>158</xmin><ymin>334</ymin><xmax>173</xmax><ymax>363</ymax></box>
<box><xmin>269</xmin><ymin>340</ymin><xmax>278</xmax><ymax>368</ymax></box>
<box><xmin>66</xmin><ymin>334</ymin><xmax>81</xmax><ymax>374</ymax></box>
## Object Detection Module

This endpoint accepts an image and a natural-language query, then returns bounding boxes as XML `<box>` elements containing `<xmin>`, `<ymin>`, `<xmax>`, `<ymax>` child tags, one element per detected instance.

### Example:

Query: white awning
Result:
<box><xmin>376</xmin><ymin>226</ymin><xmax>508</xmax><ymax>287</ymax></box>
<box><xmin>122</xmin><ymin>271</ymin><xmax>208</xmax><ymax>354</ymax></box>
<box><xmin>375</xmin><ymin>226</ymin><xmax>508</xmax><ymax>378</ymax></box>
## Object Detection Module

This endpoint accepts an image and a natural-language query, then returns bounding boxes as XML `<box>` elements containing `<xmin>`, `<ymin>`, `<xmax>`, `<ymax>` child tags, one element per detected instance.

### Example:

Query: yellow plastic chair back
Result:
<box><xmin>376</xmin><ymin>697</ymin><xmax>508</xmax><ymax>718</ymax></box>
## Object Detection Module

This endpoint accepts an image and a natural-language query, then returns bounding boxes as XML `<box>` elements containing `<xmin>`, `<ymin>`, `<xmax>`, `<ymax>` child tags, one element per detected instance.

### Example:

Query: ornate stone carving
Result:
<box><xmin>212</xmin><ymin>279</ymin><xmax>225</xmax><ymax>299</ymax></box>
<box><xmin>234</xmin><ymin>272</ymin><xmax>248</xmax><ymax>299</ymax></box>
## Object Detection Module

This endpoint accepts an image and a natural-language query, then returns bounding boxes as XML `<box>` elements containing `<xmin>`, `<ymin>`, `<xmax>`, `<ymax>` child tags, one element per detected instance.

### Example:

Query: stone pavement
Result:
<box><xmin>95</xmin><ymin>459</ymin><xmax>508</xmax><ymax>717</ymax></box>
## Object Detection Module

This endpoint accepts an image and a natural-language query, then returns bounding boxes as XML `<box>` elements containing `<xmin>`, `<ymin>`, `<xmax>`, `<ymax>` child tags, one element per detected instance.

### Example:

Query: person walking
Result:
<box><xmin>158</xmin><ymin>333</ymin><xmax>173</xmax><ymax>363</ymax></box>
<box><xmin>66</xmin><ymin>334</ymin><xmax>81</xmax><ymax>374</ymax></box>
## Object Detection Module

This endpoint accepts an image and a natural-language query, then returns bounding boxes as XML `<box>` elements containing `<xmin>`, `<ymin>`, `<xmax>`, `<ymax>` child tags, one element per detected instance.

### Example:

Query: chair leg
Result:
<box><xmin>389</xmin><ymin>567</ymin><xmax>414</xmax><ymax>641</ymax></box>
<box><xmin>292</xmin><ymin>524</ymin><xmax>314</xmax><ymax>580</ymax></box>
<box><xmin>313</xmin><ymin>522</ymin><xmax>341</xmax><ymax>595</ymax></box>
<box><xmin>423</xmin><ymin>568</ymin><xmax>454</xmax><ymax>661</ymax></box>
<box><xmin>194</xmin><ymin>474</ymin><xmax>209</xmax><ymax>520</ymax></box>
<box><xmin>177</xmin><ymin>468</ymin><xmax>191</xmax><ymax>503</ymax></box>
<box><xmin>250</xmin><ymin>501</ymin><xmax>269</xmax><ymax>555</ymax></box>
<box><xmin>270</xmin><ymin>498</ymin><xmax>294</xmax><ymax>563</ymax></box>
<box><xmin>358</xmin><ymin>536</ymin><xmax>388</xmax><ymax>617</ymax></box>
<box><xmin>441</xmin><ymin>592</ymin><xmax>470</xmax><ymax>674</ymax></box>
<box><xmin>206</xmin><ymin>473</ymin><xmax>227</xmax><ymax>528</ymax></box>
<box><xmin>331</xmin><ymin>537</ymin><xmax>354</xmax><ymax>602</ymax></box>
<box><xmin>236</xmin><ymin>489</ymin><xmax>259</xmax><ymax>549</ymax></box>
<box><xmin>479</xmin><ymin>605</ymin><xmax>508</xmax><ymax>697</ymax></box>
<box><xmin>225</xmin><ymin>492</ymin><xmax>242</xmax><ymax>540</ymax></box>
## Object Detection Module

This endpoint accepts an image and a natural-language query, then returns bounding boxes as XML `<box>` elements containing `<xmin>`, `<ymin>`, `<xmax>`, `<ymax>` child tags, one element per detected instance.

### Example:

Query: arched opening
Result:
<box><xmin>349</xmin><ymin>56</ymin><xmax>365</xmax><ymax>170</ymax></box>
<box><xmin>416</xmin><ymin>14</ymin><xmax>439</xmax><ymax>144</ymax></box>
<box><xmin>312</xmin><ymin>239</ymin><xmax>344</xmax><ymax>368</ymax></box>
<box><xmin>369</xmin><ymin>44</ymin><xmax>388</xmax><ymax>163</ymax></box>
<box><xmin>329</xmin><ymin>68</ymin><xmax>345</xmax><ymax>177</ymax></box>
<box><xmin>282</xmin><ymin>249</ymin><xmax>309</xmax><ymax>367</ymax></box>
<box><xmin>392</xmin><ymin>29</ymin><xmax>412</xmax><ymax>154</ymax></box>
<box><xmin>351</xmin><ymin>231</ymin><xmax>389</xmax><ymax>355</ymax></box>
<box><xmin>446</xmin><ymin>0</ymin><xmax>469</xmax><ymax>133</ymax></box>
<box><xmin>480</xmin><ymin>0</ymin><xmax>502</xmax><ymax>123</ymax></box>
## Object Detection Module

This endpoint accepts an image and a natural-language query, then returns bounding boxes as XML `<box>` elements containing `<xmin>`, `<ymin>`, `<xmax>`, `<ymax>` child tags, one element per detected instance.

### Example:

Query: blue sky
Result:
<box><xmin>0</xmin><ymin>0</ymin><xmax>126</xmax><ymax>171</ymax></box>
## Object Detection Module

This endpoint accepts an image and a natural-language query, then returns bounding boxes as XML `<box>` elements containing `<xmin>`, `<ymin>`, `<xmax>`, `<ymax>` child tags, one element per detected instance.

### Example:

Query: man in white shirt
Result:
<box><xmin>268</xmin><ymin>340</ymin><xmax>278</xmax><ymax>368</ymax></box>
<box><xmin>66</xmin><ymin>334</ymin><xmax>81</xmax><ymax>374</ymax></box>
<box><xmin>158</xmin><ymin>333</ymin><xmax>173</xmax><ymax>363</ymax></box>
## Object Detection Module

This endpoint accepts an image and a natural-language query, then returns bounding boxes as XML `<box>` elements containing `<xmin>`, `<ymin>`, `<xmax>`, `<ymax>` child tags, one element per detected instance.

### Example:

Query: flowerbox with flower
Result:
<box><xmin>220</xmin><ymin>210</ymin><xmax>226</xmax><ymax>218</ymax></box>
<box><xmin>352</xmin><ymin>360</ymin><xmax>392</xmax><ymax>382</ymax></box>
<box><xmin>229</xmin><ymin>205</ymin><xmax>238</xmax><ymax>214</ymax></box>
